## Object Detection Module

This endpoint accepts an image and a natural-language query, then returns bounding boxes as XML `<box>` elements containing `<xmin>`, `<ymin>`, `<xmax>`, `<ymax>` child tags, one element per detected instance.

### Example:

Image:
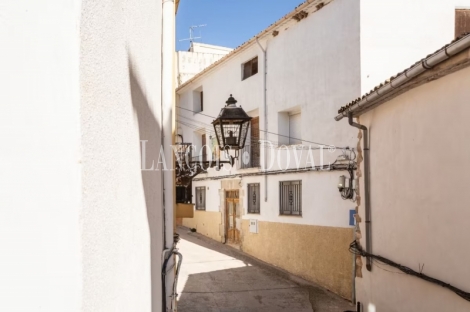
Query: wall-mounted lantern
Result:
<box><xmin>212</xmin><ymin>95</ymin><xmax>252</xmax><ymax>161</ymax></box>
<box><xmin>338</xmin><ymin>173</ymin><xmax>356</xmax><ymax>200</ymax></box>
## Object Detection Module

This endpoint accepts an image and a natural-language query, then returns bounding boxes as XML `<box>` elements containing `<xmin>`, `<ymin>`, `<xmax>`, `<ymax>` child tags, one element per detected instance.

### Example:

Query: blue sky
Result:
<box><xmin>176</xmin><ymin>0</ymin><xmax>305</xmax><ymax>51</ymax></box>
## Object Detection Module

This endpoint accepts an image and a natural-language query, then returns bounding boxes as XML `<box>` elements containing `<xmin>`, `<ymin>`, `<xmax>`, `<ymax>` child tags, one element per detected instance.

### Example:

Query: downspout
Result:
<box><xmin>348</xmin><ymin>113</ymin><xmax>372</xmax><ymax>271</ymax></box>
<box><xmin>255</xmin><ymin>37</ymin><xmax>268</xmax><ymax>202</ymax></box>
<box><xmin>162</xmin><ymin>0</ymin><xmax>176</xmax><ymax>310</ymax></box>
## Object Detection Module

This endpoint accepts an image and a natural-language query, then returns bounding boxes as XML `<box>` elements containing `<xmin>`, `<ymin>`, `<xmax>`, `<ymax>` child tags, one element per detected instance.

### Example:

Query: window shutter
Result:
<box><xmin>202</xmin><ymin>134</ymin><xmax>207</xmax><ymax>162</ymax></box>
<box><xmin>251</xmin><ymin>117</ymin><xmax>260</xmax><ymax>167</ymax></box>
<box><xmin>200</xmin><ymin>91</ymin><xmax>204</xmax><ymax>111</ymax></box>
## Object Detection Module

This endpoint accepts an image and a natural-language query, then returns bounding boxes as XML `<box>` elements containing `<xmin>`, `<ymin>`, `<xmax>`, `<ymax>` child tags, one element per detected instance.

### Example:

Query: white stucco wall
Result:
<box><xmin>176</xmin><ymin>51</ymin><xmax>228</xmax><ymax>86</ymax></box>
<box><xmin>0</xmin><ymin>1</ymin><xmax>82</xmax><ymax>311</ymax></box>
<box><xmin>360</xmin><ymin>0</ymin><xmax>470</xmax><ymax>93</ymax></box>
<box><xmin>1</xmin><ymin>0</ymin><xmax>165</xmax><ymax>311</ymax></box>
<box><xmin>80</xmin><ymin>0</ymin><xmax>163</xmax><ymax>311</ymax></box>
<box><xmin>356</xmin><ymin>66</ymin><xmax>470</xmax><ymax>311</ymax></box>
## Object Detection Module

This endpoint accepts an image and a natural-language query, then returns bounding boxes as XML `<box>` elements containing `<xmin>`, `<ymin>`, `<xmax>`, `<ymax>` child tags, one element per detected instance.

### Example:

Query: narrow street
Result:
<box><xmin>176</xmin><ymin>227</ymin><xmax>353</xmax><ymax>312</ymax></box>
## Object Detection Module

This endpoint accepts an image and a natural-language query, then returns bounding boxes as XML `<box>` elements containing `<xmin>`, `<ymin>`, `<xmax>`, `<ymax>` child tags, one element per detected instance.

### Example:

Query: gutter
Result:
<box><xmin>348</xmin><ymin>113</ymin><xmax>371</xmax><ymax>271</ymax></box>
<box><xmin>335</xmin><ymin>34</ymin><xmax>470</xmax><ymax>121</ymax></box>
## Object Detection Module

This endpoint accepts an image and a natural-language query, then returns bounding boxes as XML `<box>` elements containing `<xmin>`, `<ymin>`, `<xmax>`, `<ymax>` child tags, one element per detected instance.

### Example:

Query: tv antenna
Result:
<box><xmin>179</xmin><ymin>24</ymin><xmax>207</xmax><ymax>44</ymax></box>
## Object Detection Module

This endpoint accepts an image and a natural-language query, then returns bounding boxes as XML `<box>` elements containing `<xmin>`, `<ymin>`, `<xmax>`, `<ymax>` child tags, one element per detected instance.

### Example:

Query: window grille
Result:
<box><xmin>279</xmin><ymin>180</ymin><xmax>302</xmax><ymax>216</ymax></box>
<box><xmin>195</xmin><ymin>186</ymin><xmax>206</xmax><ymax>210</ymax></box>
<box><xmin>247</xmin><ymin>183</ymin><xmax>260</xmax><ymax>214</ymax></box>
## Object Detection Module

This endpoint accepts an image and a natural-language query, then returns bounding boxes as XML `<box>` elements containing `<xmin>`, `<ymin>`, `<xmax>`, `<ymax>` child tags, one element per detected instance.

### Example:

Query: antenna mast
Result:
<box><xmin>179</xmin><ymin>24</ymin><xmax>207</xmax><ymax>48</ymax></box>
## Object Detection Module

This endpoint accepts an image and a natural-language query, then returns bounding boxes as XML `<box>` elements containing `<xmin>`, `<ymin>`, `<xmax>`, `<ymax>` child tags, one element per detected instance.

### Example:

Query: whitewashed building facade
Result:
<box><xmin>176</xmin><ymin>0</ymin><xmax>470</xmax><ymax>301</ymax></box>
<box><xmin>335</xmin><ymin>34</ymin><xmax>470</xmax><ymax>312</ymax></box>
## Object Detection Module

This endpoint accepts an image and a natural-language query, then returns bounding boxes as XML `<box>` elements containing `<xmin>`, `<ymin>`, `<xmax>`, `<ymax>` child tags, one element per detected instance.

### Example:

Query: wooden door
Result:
<box><xmin>225</xmin><ymin>190</ymin><xmax>240</xmax><ymax>244</ymax></box>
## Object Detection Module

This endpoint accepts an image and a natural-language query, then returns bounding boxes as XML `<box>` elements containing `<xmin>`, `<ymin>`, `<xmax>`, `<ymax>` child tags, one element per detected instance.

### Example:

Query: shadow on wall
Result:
<box><xmin>129</xmin><ymin>57</ymin><xmax>163</xmax><ymax>312</ymax></box>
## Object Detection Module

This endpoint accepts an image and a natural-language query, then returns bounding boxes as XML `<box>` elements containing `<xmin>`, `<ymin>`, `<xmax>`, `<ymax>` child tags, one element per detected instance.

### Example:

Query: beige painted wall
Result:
<box><xmin>241</xmin><ymin>220</ymin><xmax>354</xmax><ymax>300</ymax></box>
<box><xmin>356</xmin><ymin>66</ymin><xmax>470</xmax><ymax>311</ymax></box>
<box><xmin>183</xmin><ymin>211</ymin><xmax>223</xmax><ymax>242</ymax></box>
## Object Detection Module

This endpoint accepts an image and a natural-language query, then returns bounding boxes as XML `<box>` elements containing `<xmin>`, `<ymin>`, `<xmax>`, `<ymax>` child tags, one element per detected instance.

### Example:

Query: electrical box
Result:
<box><xmin>249</xmin><ymin>219</ymin><xmax>258</xmax><ymax>233</ymax></box>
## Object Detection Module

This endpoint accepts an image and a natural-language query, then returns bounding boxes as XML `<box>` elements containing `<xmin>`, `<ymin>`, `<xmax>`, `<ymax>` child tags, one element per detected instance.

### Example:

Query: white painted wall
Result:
<box><xmin>360</xmin><ymin>0</ymin><xmax>470</xmax><ymax>93</ymax></box>
<box><xmin>80</xmin><ymin>0</ymin><xmax>163</xmax><ymax>311</ymax></box>
<box><xmin>0</xmin><ymin>0</ymin><xmax>164</xmax><ymax>311</ymax></box>
<box><xmin>0</xmin><ymin>1</ymin><xmax>82</xmax><ymax>311</ymax></box>
<box><xmin>176</xmin><ymin>43</ymin><xmax>232</xmax><ymax>86</ymax></box>
<box><xmin>356</xmin><ymin>66</ymin><xmax>470</xmax><ymax>311</ymax></box>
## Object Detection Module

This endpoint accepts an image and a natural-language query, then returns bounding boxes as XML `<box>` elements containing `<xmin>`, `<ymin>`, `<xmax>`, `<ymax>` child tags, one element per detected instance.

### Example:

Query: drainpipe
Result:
<box><xmin>255</xmin><ymin>37</ymin><xmax>268</xmax><ymax>202</ymax></box>
<box><xmin>162</xmin><ymin>0</ymin><xmax>176</xmax><ymax>310</ymax></box>
<box><xmin>348</xmin><ymin>113</ymin><xmax>372</xmax><ymax>271</ymax></box>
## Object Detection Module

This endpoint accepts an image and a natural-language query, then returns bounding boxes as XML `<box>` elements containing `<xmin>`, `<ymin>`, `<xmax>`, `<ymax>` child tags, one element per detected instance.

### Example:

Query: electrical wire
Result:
<box><xmin>176</xmin><ymin>105</ymin><xmax>349</xmax><ymax>149</ymax></box>
<box><xmin>176</xmin><ymin>118</ymin><xmax>329</xmax><ymax>150</ymax></box>
<box><xmin>349</xmin><ymin>240</ymin><xmax>470</xmax><ymax>302</ymax></box>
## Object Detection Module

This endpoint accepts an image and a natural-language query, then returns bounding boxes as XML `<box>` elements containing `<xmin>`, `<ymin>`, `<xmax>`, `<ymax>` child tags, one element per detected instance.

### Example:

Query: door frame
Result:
<box><xmin>225</xmin><ymin>190</ymin><xmax>240</xmax><ymax>245</ymax></box>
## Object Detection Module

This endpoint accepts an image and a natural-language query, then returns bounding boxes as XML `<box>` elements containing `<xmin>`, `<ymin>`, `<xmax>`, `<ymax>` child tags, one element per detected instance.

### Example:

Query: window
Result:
<box><xmin>456</xmin><ymin>9</ymin><xmax>470</xmax><ymax>38</ymax></box>
<box><xmin>195</xmin><ymin>186</ymin><xmax>206</xmax><ymax>210</ymax></box>
<box><xmin>288</xmin><ymin>113</ymin><xmax>302</xmax><ymax>145</ymax></box>
<box><xmin>240</xmin><ymin>117</ymin><xmax>260</xmax><ymax>169</ymax></box>
<box><xmin>200</xmin><ymin>91</ymin><xmax>204</xmax><ymax>112</ymax></box>
<box><xmin>279</xmin><ymin>180</ymin><xmax>302</xmax><ymax>216</ymax></box>
<box><xmin>176</xmin><ymin>185</ymin><xmax>190</xmax><ymax>203</ymax></box>
<box><xmin>202</xmin><ymin>134</ymin><xmax>207</xmax><ymax>162</ymax></box>
<box><xmin>278</xmin><ymin>109</ymin><xmax>302</xmax><ymax>145</ymax></box>
<box><xmin>247</xmin><ymin>183</ymin><xmax>260</xmax><ymax>214</ymax></box>
<box><xmin>242</xmin><ymin>57</ymin><xmax>258</xmax><ymax>80</ymax></box>
<box><xmin>193</xmin><ymin>87</ymin><xmax>203</xmax><ymax>113</ymax></box>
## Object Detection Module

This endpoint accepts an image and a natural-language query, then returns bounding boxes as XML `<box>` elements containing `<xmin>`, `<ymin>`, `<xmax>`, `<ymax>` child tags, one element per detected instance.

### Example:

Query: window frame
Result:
<box><xmin>200</xmin><ymin>91</ymin><xmax>204</xmax><ymax>112</ymax></box>
<box><xmin>247</xmin><ymin>183</ymin><xmax>261</xmax><ymax>214</ymax></box>
<box><xmin>242</xmin><ymin>56</ymin><xmax>259</xmax><ymax>81</ymax></box>
<box><xmin>279</xmin><ymin>180</ymin><xmax>302</xmax><ymax>216</ymax></box>
<box><xmin>195</xmin><ymin>186</ymin><xmax>206</xmax><ymax>211</ymax></box>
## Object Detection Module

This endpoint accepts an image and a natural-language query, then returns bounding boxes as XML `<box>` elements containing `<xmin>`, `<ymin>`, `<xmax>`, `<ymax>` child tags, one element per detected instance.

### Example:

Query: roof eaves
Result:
<box><xmin>335</xmin><ymin>33</ymin><xmax>470</xmax><ymax>121</ymax></box>
<box><xmin>176</xmin><ymin>0</ymin><xmax>333</xmax><ymax>93</ymax></box>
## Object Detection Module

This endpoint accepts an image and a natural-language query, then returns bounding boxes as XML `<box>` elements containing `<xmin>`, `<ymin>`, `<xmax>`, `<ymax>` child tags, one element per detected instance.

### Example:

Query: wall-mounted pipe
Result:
<box><xmin>348</xmin><ymin>113</ymin><xmax>372</xmax><ymax>271</ymax></box>
<box><xmin>256</xmin><ymin>37</ymin><xmax>268</xmax><ymax>202</ymax></box>
<box><xmin>162</xmin><ymin>0</ymin><xmax>176</xmax><ymax>310</ymax></box>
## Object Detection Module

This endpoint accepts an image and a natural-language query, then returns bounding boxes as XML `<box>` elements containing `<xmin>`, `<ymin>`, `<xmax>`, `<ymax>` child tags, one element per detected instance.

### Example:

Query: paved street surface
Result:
<box><xmin>176</xmin><ymin>227</ymin><xmax>354</xmax><ymax>312</ymax></box>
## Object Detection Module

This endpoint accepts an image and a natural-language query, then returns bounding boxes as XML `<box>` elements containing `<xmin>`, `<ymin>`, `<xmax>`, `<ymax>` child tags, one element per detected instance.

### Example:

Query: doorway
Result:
<box><xmin>225</xmin><ymin>190</ymin><xmax>240</xmax><ymax>245</ymax></box>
